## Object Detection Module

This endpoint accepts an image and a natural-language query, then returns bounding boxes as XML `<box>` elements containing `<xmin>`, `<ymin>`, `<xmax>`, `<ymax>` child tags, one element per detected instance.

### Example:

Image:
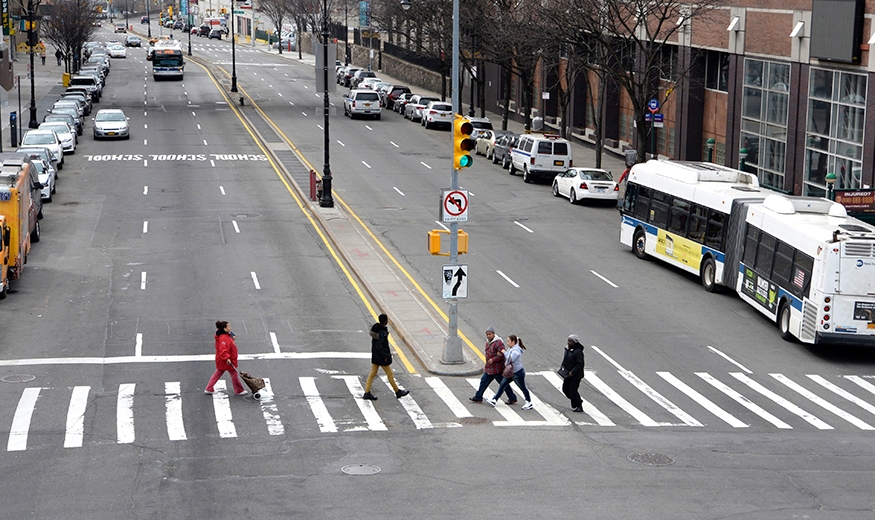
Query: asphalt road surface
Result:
<box><xmin>0</xmin><ymin>30</ymin><xmax>874</xmax><ymax>519</ymax></box>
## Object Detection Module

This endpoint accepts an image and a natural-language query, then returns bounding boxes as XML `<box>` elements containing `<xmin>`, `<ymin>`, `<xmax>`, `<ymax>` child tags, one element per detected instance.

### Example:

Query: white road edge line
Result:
<box><xmin>496</xmin><ymin>270</ymin><xmax>519</xmax><ymax>288</ymax></box>
<box><xmin>514</xmin><ymin>221</ymin><xmax>533</xmax><ymax>233</ymax></box>
<box><xmin>590</xmin><ymin>270</ymin><xmax>618</xmax><ymax>288</ymax></box>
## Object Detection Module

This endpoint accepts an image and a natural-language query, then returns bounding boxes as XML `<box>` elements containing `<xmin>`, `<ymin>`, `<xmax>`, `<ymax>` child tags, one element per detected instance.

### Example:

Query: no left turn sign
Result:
<box><xmin>441</xmin><ymin>189</ymin><xmax>469</xmax><ymax>222</ymax></box>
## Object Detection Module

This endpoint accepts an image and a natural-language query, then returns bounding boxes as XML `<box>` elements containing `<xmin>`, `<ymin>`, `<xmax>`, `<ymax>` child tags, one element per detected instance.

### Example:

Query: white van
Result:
<box><xmin>509</xmin><ymin>134</ymin><xmax>573</xmax><ymax>183</ymax></box>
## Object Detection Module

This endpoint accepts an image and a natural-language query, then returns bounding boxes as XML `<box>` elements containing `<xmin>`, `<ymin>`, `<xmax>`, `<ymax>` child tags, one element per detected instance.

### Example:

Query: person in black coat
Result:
<box><xmin>561</xmin><ymin>334</ymin><xmax>586</xmax><ymax>412</ymax></box>
<box><xmin>362</xmin><ymin>314</ymin><xmax>409</xmax><ymax>400</ymax></box>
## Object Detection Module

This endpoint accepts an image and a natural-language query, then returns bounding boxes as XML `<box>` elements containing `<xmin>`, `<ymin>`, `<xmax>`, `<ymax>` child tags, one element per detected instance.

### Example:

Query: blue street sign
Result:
<box><xmin>654</xmin><ymin>114</ymin><xmax>664</xmax><ymax>122</ymax></box>
<box><xmin>644</xmin><ymin>113</ymin><xmax>652</xmax><ymax>122</ymax></box>
<box><xmin>648</xmin><ymin>98</ymin><xmax>659</xmax><ymax>113</ymax></box>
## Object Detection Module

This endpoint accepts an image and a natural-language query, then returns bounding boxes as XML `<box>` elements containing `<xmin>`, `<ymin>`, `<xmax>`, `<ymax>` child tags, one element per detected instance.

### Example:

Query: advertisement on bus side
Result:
<box><xmin>654</xmin><ymin>229</ymin><xmax>702</xmax><ymax>270</ymax></box>
<box><xmin>741</xmin><ymin>267</ymin><xmax>778</xmax><ymax>313</ymax></box>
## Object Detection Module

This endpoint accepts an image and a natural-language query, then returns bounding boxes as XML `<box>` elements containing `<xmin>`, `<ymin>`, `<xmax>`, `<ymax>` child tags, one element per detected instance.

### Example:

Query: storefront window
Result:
<box><xmin>740</xmin><ymin>59</ymin><xmax>789</xmax><ymax>191</ymax></box>
<box><xmin>804</xmin><ymin>68</ymin><xmax>866</xmax><ymax>195</ymax></box>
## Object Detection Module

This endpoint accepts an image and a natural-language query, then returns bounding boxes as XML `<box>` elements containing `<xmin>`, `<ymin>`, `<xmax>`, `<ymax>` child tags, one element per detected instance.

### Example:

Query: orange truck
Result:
<box><xmin>0</xmin><ymin>153</ymin><xmax>42</xmax><ymax>285</ymax></box>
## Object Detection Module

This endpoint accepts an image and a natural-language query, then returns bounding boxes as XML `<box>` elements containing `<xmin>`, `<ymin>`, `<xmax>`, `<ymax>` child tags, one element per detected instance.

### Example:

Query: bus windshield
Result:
<box><xmin>153</xmin><ymin>53</ymin><xmax>183</xmax><ymax>67</ymax></box>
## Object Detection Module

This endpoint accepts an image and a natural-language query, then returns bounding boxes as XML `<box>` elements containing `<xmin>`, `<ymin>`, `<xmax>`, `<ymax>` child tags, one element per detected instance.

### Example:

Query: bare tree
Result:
<box><xmin>544</xmin><ymin>0</ymin><xmax>718</xmax><ymax>159</ymax></box>
<box><xmin>41</xmin><ymin>0</ymin><xmax>101</xmax><ymax>72</ymax></box>
<box><xmin>259</xmin><ymin>0</ymin><xmax>291</xmax><ymax>53</ymax></box>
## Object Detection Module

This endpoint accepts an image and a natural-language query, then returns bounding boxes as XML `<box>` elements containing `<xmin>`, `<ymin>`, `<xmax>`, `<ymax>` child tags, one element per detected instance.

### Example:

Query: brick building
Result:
<box><xmin>476</xmin><ymin>0</ymin><xmax>875</xmax><ymax>197</ymax></box>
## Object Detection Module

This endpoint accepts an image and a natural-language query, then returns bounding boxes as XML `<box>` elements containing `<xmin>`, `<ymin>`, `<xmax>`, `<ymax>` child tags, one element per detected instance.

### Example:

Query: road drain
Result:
<box><xmin>342</xmin><ymin>464</ymin><xmax>381</xmax><ymax>475</ymax></box>
<box><xmin>1</xmin><ymin>374</ymin><xmax>36</xmax><ymax>383</ymax></box>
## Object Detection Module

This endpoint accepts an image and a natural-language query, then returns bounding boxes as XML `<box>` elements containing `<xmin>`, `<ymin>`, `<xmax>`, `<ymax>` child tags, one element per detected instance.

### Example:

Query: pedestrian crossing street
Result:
<box><xmin>6</xmin><ymin>369</ymin><xmax>875</xmax><ymax>451</ymax></box>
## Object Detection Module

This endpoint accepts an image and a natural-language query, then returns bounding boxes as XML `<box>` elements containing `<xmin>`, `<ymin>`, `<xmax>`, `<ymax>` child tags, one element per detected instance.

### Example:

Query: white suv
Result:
<box><xmin>509</xmin><ymin>134</ymin><xmax>573</xmax><ymax>183</ymax></box>
<box><xmin>343</xmin><ymin>89</ymin><xmax>381</xmax><ymax>120</ymax></box>
<box><xmin>420</xmin><ymin>101</ymin><xmax>453</xmax><ymax>129</ymax></box>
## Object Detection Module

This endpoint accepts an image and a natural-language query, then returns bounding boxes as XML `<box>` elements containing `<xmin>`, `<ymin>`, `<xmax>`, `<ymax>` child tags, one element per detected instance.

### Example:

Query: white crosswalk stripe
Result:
<box><xmin>696</xmin><ymin>372</ymin><xmax>792</xmax><ymax>429</ymax></box>
<box><xmin>64</xmin><ymin>386</ymin><xmax>90</xmax><ymax>448</ymax></box>
<box><xmin>731</xmin><ymin>373</ymin><xmax>833</xmax><ymax>430</ymax></box>
<box><xmin>8</xmin><ymin>369</ymin><xmax>875</xmax><ymax>451</ymax></box>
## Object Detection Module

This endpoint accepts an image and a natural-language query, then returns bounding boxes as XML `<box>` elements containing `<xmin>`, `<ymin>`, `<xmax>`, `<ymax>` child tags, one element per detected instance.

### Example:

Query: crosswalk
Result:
<box><xmin>5</xmin><ymin>370</ymin><xmax>875</xmax><ymax>451</ymax></box>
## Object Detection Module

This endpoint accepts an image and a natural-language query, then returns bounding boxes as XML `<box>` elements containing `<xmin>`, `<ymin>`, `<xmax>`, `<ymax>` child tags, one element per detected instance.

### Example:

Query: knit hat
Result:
<box><xmin>485</xmin><ymin>326</ymin><xmax>495</xmax><ymax>334</ymax></box>
<box><xmin>568</xmin><ymin>334</ymin><xmax>580</xmax><ymax>343</ymax></box>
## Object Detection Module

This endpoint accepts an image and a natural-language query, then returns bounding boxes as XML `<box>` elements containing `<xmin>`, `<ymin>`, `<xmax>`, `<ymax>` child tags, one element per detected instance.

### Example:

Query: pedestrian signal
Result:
<box><xmin>453</xmin><ymin>114</ymin><xmax>475</xmax><ymax>170</ymax></box>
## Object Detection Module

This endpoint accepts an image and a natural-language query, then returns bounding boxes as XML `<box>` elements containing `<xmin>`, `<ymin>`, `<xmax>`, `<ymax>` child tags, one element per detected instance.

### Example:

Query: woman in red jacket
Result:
<box><xmin>205</xmin><ymin>320</ymin><xmax>247</xmax><ymax>395</ymax></box>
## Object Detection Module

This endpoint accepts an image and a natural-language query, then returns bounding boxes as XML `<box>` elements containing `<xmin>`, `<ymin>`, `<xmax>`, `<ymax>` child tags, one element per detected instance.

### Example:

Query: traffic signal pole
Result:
<box><xmin>443</xmin><ymin>0</ymin><xmax>463</xmax><ymax>365</ymax></box>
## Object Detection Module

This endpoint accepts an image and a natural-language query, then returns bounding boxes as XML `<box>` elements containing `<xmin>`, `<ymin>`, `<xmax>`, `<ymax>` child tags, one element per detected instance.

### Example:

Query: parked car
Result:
<box><xmin>51</xmin><ymin>99</ymin><xmax>84</xmax><ymax>118</ymax></box>
<box><xmin>125</xmin><ymin>35</ymin><xmax>141</xmax><ymax>47</ymax></box>
<box><xmin>420</xmin><ymin>101</ymin><xmax>454</xmax><ymax>130</ymax></box>
<box><xmin>93</xmin><ymin>109</ymin><xmax>131</xmax><ymax>140</ymax></box>
<box><xmin>509</xmin><ymin>133</ymin><xmax>573</xmax><ymax>183</ymax></box>
<box><xmin>467</xmin><ymin>117</ymin><xmax>494</xmax><ymax>140</ymax></box>
<box><xmin>208</xmin><ymin>28</ymin><xmax>223</xmax><ymax>40</ymax></box>
<box><xmin>393</xmin><ymin>92</ymin><xmax>414</xmax><ymax>113</ymax></box>
<box><xmin>358</xmin><ymin>77</ymin><xmax>383</xmax><ymax>90</ymax></box>
<box><xmin>404</xmin><ymin>95</ymin><xmax>440</xmax><ymax>122</ymax></box>
<box><xmin>552</xmin><ymin>168</ymin><xmax>618</xmax><ymax>204</ymax></box>
<box><xmin>273</xmin><ymin>37</ymin><xmax>296</xmax><ymax>51</ymax></box>
<box><xmin>68</xmin><ymin>75</ymin><xmax>101</xmax><ymax>102</ymax></box>
<box><xmin>38</xmin><ymin>121</ymin><xmax>77</xmax><ymax>154</ymax></box>
<box><xmin>492</xmin><ymin>133</ymin><xmax>520</xmax><ymax>169</ymax></box>
<box><xmin>31</xmin><ymin>159</ymin><xmax>56</xmax><ymax>203</ymax></box>
<box><xmin>340</xmin><ymin>67</ymin><xmax>360</xmax><ymax>87</ymax></box>
<box><xmin>43</xmin><ymin>112</ymin><xmax>81</xmax><ymax>138</ymax></box>
<box><xmin>475</xmin><ymin>129</ymin><xmax>510</xmax><ymax>158</ymax></box>
<box><xmin>21</xmin><ymin>129</ymin><xmax>64</xmax><ymax>170</ymax></box>
<box><xmin>61</xmin><ymin>91</ymin><xmax>92</xmax><ymax>115</ymax></box>
<box><xmin>343</xmin><ymin>89</ymin><xmax>381</xmax><ymax>120</ymax></box>
<box><xmin>383</xmin><ymin>85</ymin><xmax>411</xmax><ymax>110</ymax></box>
<box><xmin>198</xmin><ymin>24</ymin><xmax>211</xmax><ymax>36</ymax></box>
<box><xmin>350</xmin><ymin>69</ymin><xmax>377</xmax><ymax>87</ymax></box>
<box><xmin>17</xmin><ymin>147</ymin><xmax>58</xmax><ymax>180</ymax></box>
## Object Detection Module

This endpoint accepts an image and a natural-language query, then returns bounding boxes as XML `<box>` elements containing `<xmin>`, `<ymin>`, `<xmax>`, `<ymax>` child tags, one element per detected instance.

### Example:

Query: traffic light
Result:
<box><xmin>168</xmin><ymin>6</ymin><xmax>173</xmax><ymax>16</ymax></box>
<box><xmin>453</xmin><ymin>114</ymin><xmax>475</xmax><ymax>170</ymax></box>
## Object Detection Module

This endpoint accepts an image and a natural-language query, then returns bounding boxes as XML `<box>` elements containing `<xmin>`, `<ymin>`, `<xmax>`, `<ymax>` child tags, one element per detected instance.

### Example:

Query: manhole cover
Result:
<box><xmin>627</xmin><ymin>452</ymin><xmax>675</xmax><ymax>466</ymax></box>
<box><xmin>459</xmin><ymin>417</ymin><xmax>490</xmax><ymax>425</ymax></box>
<box><xmin>1</xmin><ymin>374</ymin><xmax>36</xmax><ymax>383</ymax></box>
<box><xmin>234</xmin><ymin>214</ymin><xmax>260</xmax><ymax>218</ymax></box>
<box><xmin>341</xmin><ymin>464</ymin><xmax>381</xmax><ymax>475</ymax></box>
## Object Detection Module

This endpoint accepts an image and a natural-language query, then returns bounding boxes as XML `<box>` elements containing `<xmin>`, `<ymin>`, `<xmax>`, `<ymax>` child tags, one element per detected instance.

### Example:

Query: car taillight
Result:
<box><xmin>569</xmin><ymin>160</ymin><xmax>573</xmax><ymax>167</ymax></box>
<box><xmin>614</xmin><ymin>184</ymin><xmax>619</xmax><ymax>191</ymax></box>
<box><xmin>580</xmin><ymin>182</ymin><xmax>588</xmax><ymax>190</ymax></box>
<box><xmin>530</xmin><ymin>157</ymin><xmax>535</xmax><ymax>165</ymax></box>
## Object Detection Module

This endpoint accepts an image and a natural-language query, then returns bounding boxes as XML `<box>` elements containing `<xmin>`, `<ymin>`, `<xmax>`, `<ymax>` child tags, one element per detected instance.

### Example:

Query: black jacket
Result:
<box><xmin>369</xmin><ymin>323</ymin><xmax>392</xmax><ymax>366</ymax></box>
<box><xmin>562</xmin><ymin>343</ymin><xmax>585</xmax><ymax>379</ymax></box>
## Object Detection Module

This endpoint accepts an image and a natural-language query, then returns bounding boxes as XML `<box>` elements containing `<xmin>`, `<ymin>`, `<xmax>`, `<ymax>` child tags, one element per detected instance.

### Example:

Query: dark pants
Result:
<box><xmin>562</xmin><ymin>376</ymin><xmax>583</xmax><ymax>409</ymax></box>
<box><xmin>472</xmin><ymin>372</ymin><xmax>516</xmax><ymax>401</ymax></box>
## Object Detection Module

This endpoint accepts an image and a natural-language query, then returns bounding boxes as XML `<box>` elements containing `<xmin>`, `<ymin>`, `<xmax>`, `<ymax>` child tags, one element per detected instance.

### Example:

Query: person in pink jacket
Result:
<box><xmin>205</xmin><ymin>320</ymin><xmax>248</xmax><ymax>396</ymax></box>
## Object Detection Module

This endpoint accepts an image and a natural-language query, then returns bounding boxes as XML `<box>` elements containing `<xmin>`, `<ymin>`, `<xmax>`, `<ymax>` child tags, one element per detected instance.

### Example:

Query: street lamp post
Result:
<box><xmin>230</xmin><ymin>4</ymin><xmax>237</xmax><ymax>92</ymax></box>
<box><xmin>146</xmin><ymin>0</ymin><xmax>151</xmax><ymax>37</ymax></box>
<box><xmin>187</xmin><ymin>2</ymin><xmax>192</xmax><ymax>56</ymax></box>
<box><xmin>344</xmin><ymin>0</ymin><xmax>349</xmax><ymax>65</ymax></box>
<box><xmin>25</xmin><ymin>0</ymin><xmax>38</xmax><ymax>129</ymax></box>
<box><xmin>706</xmin><ymin>137</ymin><xmax>715</xmax><ymax>163</ymax></box>
<box><xmin>319</xmin><ymin>0</ymin><xmax>333</xmax><ymax>207</ymax></box>
<box><xmin>739</xmin><ymin>147</ymin><xmax>748</xmax><ymax>171</ymax></box>
<box><xmin>825</xmin><ymin>172</ymin><xmax>837</xmax><ymax>200</ymax></box>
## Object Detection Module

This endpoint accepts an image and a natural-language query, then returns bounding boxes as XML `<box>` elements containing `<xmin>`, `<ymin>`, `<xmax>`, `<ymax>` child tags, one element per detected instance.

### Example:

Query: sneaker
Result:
<box><xmin>469</xmin><ymin>397</ymin><xmax>483</xmax><ymax>403</ymax></box>
<box><xmin>572</xmin><ymin>406</ymin><xmax>583</xmax><ymax>413</ymax></box>
<box><xmin>362</xmin><ymin>392</ymin><xmax>377</xmax><ymax>400</ymax></box>
<box><xmin>235</xmin><ymin>390</ymin><xmax>249</xmax><ymax>396</ymax></box>
<box><xmin>505</xmin><ymin>399</ymin><xmax>517</xmax><ymax>405</ymax></box>
<box><xmin>204</xmin><ymin>389</ymin><xmax>215</xmax><ymax>395</ymax></box>
<box><xmin>485</xmin><ymin>398</ymin><xmax>497</xmax><ymax>407</ymax></box>
<box><xmin>395</xmin><ymin>389</ymin><xmax>409</xmax><ymax>398</ymax></box>
<box><xmin>521</xmin><ymin>401</ymin><xmax>533</xmax><ymax>410</ymax></box>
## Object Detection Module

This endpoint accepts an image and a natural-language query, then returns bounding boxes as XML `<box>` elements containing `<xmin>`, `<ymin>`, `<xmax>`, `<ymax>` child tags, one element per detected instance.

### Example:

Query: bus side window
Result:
<box><xmin>622</xmin><ymin>184</ymin><xmax>638</xmax><ymax>213</ymax></box>
<box><xmin>634</xmin><ymin>186</ymin><xmax>651</xmax><ymax>221</ymax></box>
<box><xmin>754</xmin><ymin>232</ymin><xmax>777</xmax><ymax>276</ymax></box>
<box><xmin>687</xmin><ymin>204</ymin><xmax>708</xmax><ymax>243</ymax></box>
<box><xmin>705</xmin><ymin>211</ymin><xmax>726</xmax><ymax>250</ymax></box>
<box><xmin>668</xmin><ymin>197</ymin><xmax>691</xmax><ymax>235</ymax></box>
<box><xmin>650</xmin><ymin>191</ymin><xmax>670</xmax><ymax>228</ymax></box>
<box><xmin>742</xmin><ymin>224</ymin><xmax>758</xmax><ymax>266</ymax></box>
<box><xmin>791</xmin><ymin>253</ymin><xmax>814</xmax><ymax>299</ymax></box>
<box><xmin>771</xmin><ymin>241</ymin><xmax>794</xmax><ymax>287</ymax></box>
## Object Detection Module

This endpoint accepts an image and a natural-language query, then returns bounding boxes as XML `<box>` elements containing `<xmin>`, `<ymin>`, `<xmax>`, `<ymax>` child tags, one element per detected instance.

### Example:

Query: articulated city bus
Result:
<box><xmin>620</xmin><ymin>160</ymin><xmax>875</xmax><ymax>346</ymax></box>
<box><xmin>151</xmin><ymin>43</ymin><xmax>184</xmax><ymax>80</ymax></box>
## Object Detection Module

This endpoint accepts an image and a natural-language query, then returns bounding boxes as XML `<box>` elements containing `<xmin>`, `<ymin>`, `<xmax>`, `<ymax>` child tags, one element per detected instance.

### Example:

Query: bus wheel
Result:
<box><xmin>701</xmin><ymin>257</ymin><xmax>717</xmax><ymax>292</ymax></box>
<box><xmin>779</xmin><ymin>303</ymin><xmax>794</xmax><ymax>341</ymax></box>
<box><xmin>633</xmin><ymin>229</ymin><xmax>647</xmax><ymax>259</ymax></box>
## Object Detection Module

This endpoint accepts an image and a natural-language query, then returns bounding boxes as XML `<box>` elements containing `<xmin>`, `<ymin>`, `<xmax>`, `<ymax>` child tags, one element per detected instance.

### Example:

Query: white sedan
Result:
<box><xmin>31</xmin><ymin>159</ymin><xmax>56</xmax><ymax>203</ymax></box>
<box><xmin>108</xmin><ymin>44</ymin><xmax>126</xmax><ymax>58</ymax></box>
<box><xmin>552</xmin><ymin>168</ymin><xmax>619</xmax><ymax>204</ymax></box>
<box><xmin>420</xmin><ymin>101</ymin><xmax>453</xmax><ymax>130</ymax></box>
<box><xmin>39</xmin><ymin>121</ymin><xmax>76</xmax><ymax>154</ymax></box>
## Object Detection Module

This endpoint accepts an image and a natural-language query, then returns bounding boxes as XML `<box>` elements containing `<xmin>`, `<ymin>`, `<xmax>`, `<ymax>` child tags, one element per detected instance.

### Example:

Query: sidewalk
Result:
<box><xmin>0</xmin><ymin>49</ymin><xmax>69</xmax><ymax>148</ymax></box>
